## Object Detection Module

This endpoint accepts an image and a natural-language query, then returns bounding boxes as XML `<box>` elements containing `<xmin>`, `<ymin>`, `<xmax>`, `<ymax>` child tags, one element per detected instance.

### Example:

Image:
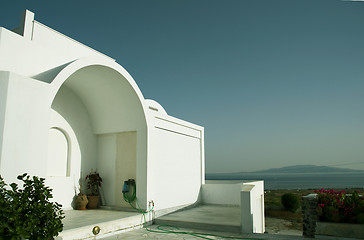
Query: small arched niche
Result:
<box><xmin>46</xmin><ymin>127</ymin><xmax>70</xmax><ymax>177</ymax></box>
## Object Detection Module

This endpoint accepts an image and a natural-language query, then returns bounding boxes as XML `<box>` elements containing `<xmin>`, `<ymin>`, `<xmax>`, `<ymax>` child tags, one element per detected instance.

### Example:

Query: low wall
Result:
<box><xmin>240</xmin><ymin>181</ymin><xmax>265</xmax><ymax>233</ymax></box>
<box><xmin>201</xmin><ymin>180</ymin><xmax>265</xmax><ymax>233</ymax></box>
<box><xmin>201</xmin><ymin>181</ymin><xmax>245</xmax><ymax>206</ymax></box>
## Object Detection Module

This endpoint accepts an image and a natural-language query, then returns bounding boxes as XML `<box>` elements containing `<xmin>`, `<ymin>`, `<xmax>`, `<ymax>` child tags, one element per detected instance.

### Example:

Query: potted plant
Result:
<box><xmin>85</xmin><ymin>169</ymin><xmax>102</xmax><ymax>209</ymax></box>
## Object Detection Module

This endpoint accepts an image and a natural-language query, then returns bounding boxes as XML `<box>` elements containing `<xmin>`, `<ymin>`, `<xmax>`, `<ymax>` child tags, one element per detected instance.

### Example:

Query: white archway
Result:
<box><xmin>44</xmin><ymin>57</ymin><xmax>150</xmax><ymax>209</ymax></box>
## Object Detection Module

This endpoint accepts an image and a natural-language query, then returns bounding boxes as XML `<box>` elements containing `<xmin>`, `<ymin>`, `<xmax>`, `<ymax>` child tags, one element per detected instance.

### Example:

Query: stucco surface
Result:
<box><xmin>0</xmin><ymin>10</ymin><xmax>205</xmax><ymax>212</ymax></box>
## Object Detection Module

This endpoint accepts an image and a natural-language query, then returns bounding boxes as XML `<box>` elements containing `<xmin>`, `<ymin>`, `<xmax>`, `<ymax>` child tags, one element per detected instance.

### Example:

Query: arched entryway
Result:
<box><xmin>45</xmin><ymin>57</ymin><xmax>149</xmax><ymax>210</ymax></box>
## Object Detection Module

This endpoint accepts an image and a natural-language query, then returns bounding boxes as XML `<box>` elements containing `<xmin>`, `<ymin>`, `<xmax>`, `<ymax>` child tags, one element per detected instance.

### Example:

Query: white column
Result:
<box><xmin>20</xmin><ymin>10</ymin><xmax>35</xmax><ymax>40</ymax></box>
<box><xmin>240</xmin><ymin>181</ymin><xmax>265</xmax><ymax>234</ymax></box>
<box><xmin>241</xmin><ymin>185</ymin><xmax>254</xmax><ymax>233</ymax></box>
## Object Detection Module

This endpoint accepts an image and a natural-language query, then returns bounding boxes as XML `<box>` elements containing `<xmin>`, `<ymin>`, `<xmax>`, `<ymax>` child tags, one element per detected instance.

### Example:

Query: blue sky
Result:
<box><xmin>1</xmin><ymin>0</ymin><xmax>364</xmax><ymax>173</ymax></box>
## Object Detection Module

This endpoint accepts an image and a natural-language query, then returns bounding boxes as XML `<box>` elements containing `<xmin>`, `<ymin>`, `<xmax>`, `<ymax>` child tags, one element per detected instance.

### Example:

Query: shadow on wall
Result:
<box><xmin>51</xmin><ymin>85</ymin><xmax>98</xmax><ymax>175</ymax></box>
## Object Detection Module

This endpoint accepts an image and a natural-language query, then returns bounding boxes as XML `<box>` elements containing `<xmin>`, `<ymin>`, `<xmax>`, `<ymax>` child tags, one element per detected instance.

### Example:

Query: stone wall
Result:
<box><xmin>301</xmin><ymin>194</ymin><xmax>318</xmax><ymax>238</ymax></box>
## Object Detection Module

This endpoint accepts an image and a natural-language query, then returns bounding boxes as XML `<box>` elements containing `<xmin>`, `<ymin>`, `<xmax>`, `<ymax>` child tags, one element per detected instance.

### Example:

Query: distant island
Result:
<box><xmin>206</xmin><ymin>165</ymin><xmax>364</xmax><ymax>189</ymax></box>
<box><xmin>207</xmin><ymin>164</ymin><xmax>364</xmax><ymax>178</ymax></box>
<box><xmin>251</xmin><ymin>165</ymin><xmax>364</xmax><ymax>174</ymax></box>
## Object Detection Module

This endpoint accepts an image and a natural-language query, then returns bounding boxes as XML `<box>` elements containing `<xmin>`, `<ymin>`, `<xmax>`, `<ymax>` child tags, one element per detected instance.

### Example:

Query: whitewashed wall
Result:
<box><xmin>241</xmin><ymin>181</ymin><xmax>265</xmax><ymax>233</ymax></box>
<box><xmin>147</xmin><ymin>106</ymin><xmax>204</xmax><ymax>210</ymax></box>
<box><xmin>47</xmin><ymin>85</ymin><xmax>98</xmax><ymax>209</ymax></box>
<box><xmin>97</xmin><ymin>132</ymin><xmax>137</xmax><ymax>208</ymax></box>
<box><xmin>0</xmin><ymin>12</ymin><xmax>111</xmax><ymax>78</ymax></box>
<box><xmin>51</xmin><ymin>85</ymin><xmax>98</xmax><ymax>177</ymax></box>
<box><xmin>0</xmin><ymin>72</ymin><xmax>50</xmax><ymax>184</ymax></box>
<box><xmin>114</xmin><ymin>131</ymin><xmax>137</xmax><ymax>208</ymax></box>
<box><xmin>0</xmin><ymin>17</ymin><xmax>150</xmax><ymax>209</ymax></box>
<box><xmin>0</xmin><ymin>72</ymin><xmax>9</xmax><ymax>163</ymax></box>
<box><xmin>201</xmin><ymin>180</ymin><xmax>265</xmax><ymax>234</ymax></box>
<box><xmin>45</xmin><ymin>110</ymin><xmax>82</xmax><ymax>210</ymax></box>
<box><xmin>97</xmin><ymin>134</ymin><xmax>117</xmax><ymax>206</ymax></box>
<box><xmin>0</xmin><ymin>11</ymin><xmax>205</xmax><ymax>213</ymax></box>
<box><xmin>201</xmin><ymin>181</ymin><xmax>245</xmax><ymax>206</ymax></box>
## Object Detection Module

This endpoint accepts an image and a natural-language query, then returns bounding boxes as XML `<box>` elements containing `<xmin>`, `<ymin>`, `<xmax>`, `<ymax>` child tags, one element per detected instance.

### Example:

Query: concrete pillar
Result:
<box><xmin>302</xmin><ymin>194</ymin><xmax>318</xmax><ymax>238</ymax></box>
<box><xmin>241</xmin><ymin>185</ymin><xmax>254</xmax><ymax>233</ymax></box>
<box><xmin>240</xmin><ymin>182</ymin><xmax>265</xmax><ymax>234</ymax></box>
<box><xmin>19</xmin><ymin>10</ymin><xmax>35</xmax><ymax>40</ymax></box>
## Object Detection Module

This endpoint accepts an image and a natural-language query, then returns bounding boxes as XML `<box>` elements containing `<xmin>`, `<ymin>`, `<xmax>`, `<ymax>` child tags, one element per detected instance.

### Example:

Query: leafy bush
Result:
<box><xmin>0</xmin><ymin>173</ymin><xmax>64</xmax><ymax>239</ymax></box>
<box><xmin>281</xmin><ymin>193</ymin><xmax>300</xmax><ymax>212</ymax></box>
<box><xmin>315</xmin><ymin>189</ymin><xmax>364</xmax><ymax>223</ymax></box>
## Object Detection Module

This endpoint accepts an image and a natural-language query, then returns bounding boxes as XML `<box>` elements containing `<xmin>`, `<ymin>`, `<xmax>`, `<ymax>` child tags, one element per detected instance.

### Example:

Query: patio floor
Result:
<box><xmin>155</xmin><ymin>205</ymin><xmax>241</xmax><ymax>233</ymax></box>
<box><xmin>57</xmin><ymin>205</ymin><xmax>312</xmax><ymax>240</ymax></box>
<box><xmin>58</xmin><ymin>208</ymin><xmax>145</xmax><ymax>240</ymax></box>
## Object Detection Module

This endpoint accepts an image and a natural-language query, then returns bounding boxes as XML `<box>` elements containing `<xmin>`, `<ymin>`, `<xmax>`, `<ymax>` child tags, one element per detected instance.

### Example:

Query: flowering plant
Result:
<box><xmin>85</xmin><ymin>169</ymin><xmax>102</xmax><ymax>196</ymax></box>
<box><xmin>314</xmin><ymin>189</ymin><xmax>364</xmax><ymax>223</ymax></box>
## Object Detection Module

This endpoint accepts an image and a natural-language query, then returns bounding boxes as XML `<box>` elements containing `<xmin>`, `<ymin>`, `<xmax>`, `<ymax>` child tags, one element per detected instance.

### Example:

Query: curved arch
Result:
<box><xmin>45</xmin><ymin>56</ymin><xmax>150</xmax><ymax>209</ymax></box>
<box><xmin>47</xmin><ymin>56</ymin><xmax>150</xmax><ymax>126</ymax></box>
<box><xmin>48</xmin><ymin>57</ymin><xmax>144</xmax><ymax>112</ymax></box>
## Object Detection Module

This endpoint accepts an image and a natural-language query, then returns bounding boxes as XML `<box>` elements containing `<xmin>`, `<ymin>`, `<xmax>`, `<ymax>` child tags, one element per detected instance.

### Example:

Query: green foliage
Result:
<box><xmin>281</xmin><ymin>193</ymin><xmax>300</xmax><ymax>212</ymax></box>
<box><xmin>0</xmin><ymin>173</ymin><xmax>64</xmax><ymax>239</ymax></box>
<box><xmin>315</xmin><ymin>189</ymin><xmax>364</xmax><ymax>223</ymax></box>
<box><xmin>85</xmin><ymin>169</ymin><xmax>102</xmax><ymax>195</ymax></box>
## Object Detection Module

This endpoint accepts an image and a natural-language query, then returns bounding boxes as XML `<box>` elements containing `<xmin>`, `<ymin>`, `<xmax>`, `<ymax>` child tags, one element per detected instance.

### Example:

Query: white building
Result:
<box><xmin>0</xmin><ymin>10</ymin><xmax>265</xmax><ymax>234</ymax></box>
<box><xmin>0</xmin><ymin>10</ymin><xmax>204</xmax><ymax>212</ymax></box>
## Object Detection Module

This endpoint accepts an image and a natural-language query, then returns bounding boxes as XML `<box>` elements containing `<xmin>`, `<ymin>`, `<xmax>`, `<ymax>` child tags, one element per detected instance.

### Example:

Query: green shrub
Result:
<box><xmin>0</xmin><ymin>173</ymin><xmax>64</xmax><ymax>239</ymax></box>
<box><xmin>281</xmin><ymin>193</ymin><xmax>300</xmax><ymax>212</ymax></box>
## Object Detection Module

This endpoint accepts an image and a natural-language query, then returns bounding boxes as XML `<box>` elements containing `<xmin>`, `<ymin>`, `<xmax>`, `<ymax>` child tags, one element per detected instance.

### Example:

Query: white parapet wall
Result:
<box><xmin>201</xmin><ymin>180</ymin><xmax>265</xmax><ymax>234</ymax></box>
<box><xmin>241</xmin><ymin>181</ymin><xmax>265</xmax><ymax>234</ymax></box>
<box><xmin>201</xmin><ymin>180</ymin><xmax>246</xmax><ymax>206</ymax></box>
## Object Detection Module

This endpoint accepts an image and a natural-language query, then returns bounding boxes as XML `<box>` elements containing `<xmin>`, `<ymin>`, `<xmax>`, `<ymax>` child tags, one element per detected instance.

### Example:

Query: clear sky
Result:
<box><xmin>1</xmin><ymin>0</ymin><xmax>364</xmax><ymax>173</ymax></box>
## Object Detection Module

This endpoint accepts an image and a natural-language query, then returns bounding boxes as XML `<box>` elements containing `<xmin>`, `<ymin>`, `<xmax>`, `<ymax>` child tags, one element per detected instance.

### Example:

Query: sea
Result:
<box><xmin>205</xmin><ymin>172</ymin><xmax>364</xmax><ymax>190</ymax></box>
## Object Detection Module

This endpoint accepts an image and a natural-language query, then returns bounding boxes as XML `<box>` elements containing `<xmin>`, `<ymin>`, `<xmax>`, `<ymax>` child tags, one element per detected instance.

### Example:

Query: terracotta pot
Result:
<box><xmin>87</xmin><ymin>195</ymin><xmax>100</xmax><ymax>209</ymax></box>
<box><xmin>75</xmin><ymin>194</ymin><xmax>88</xmax><ymax>210</ymax></box>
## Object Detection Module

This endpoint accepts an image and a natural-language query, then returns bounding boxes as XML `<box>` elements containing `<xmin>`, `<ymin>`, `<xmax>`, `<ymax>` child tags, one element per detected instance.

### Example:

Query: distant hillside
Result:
<box><xmin>252</xmin><ymin>165</ymin><xmax>364</xmax><ymax>173</ymax></box>
<box><xmin>206</xmin><ymin>164</ymin><xmax>364</xmax><ymax>189</ymax></box>
<box><xmin>207</xmin><ymin>165</ymin><xmax>364</xmax><ymax>176</ymax></box>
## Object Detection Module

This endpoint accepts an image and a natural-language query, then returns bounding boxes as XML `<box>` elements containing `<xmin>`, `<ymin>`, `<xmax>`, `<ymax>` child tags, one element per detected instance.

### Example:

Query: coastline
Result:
<box><xmin>206</xmin><ymin>172</ymin><xmax>364</xmax><ymax>190</ymax></box>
